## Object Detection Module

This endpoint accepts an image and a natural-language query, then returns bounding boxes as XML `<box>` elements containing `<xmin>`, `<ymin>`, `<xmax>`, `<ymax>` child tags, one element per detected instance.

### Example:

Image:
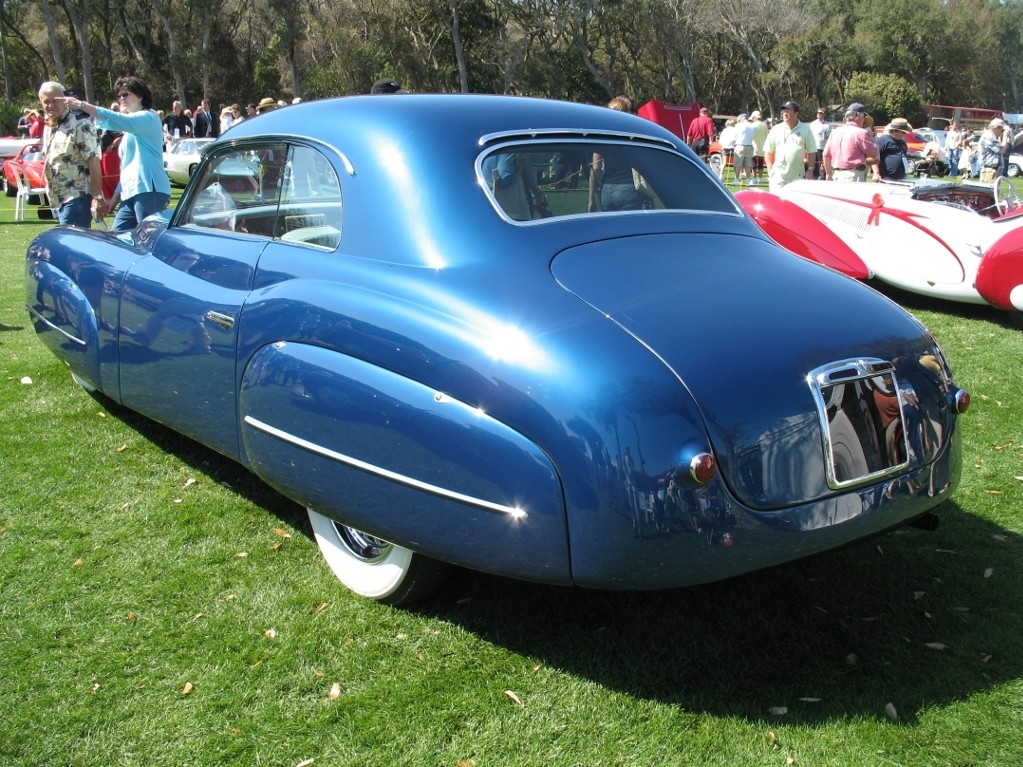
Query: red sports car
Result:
<box><xmin>3</xmin><ymin>142</ymin><xmax>44</xmax><ymax>197</ymax></box>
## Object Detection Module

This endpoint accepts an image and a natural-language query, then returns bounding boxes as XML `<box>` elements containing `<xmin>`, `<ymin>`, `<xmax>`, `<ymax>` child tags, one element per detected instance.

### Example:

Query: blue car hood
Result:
<box><xmin>552</xmin><ymin>231</ymin><xmax>938</xmax><ymax>509</ymax></box>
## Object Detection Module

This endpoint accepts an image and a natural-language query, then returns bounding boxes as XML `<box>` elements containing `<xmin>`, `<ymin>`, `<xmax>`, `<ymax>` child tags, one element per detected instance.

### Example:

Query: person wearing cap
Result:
<box><xmin>809</xmin><ymin>107</ymin><xmax>831</xmax><ymax>179</ymax></box>
<box><xmin>978</xmin><ymin>118</ymin><xmax>1006</xmax><ymax>183</ymax></box>
<box><xmin>874</xmin><ymin>118</ymin><xmax>913</xmax><ymax>181</ymax></box>
<box><xmin>246</xmin><ymin>103</ymin><xmax>257</xmax><ymax>117</ymax></box>
<box><xmin>257</xmin><ymin>97</ymin><xmax>277</xmax><ymax>114</ymax></box>
<box><xmin>371</xmin><ymin>78</ymin><xmax>405</xmax><ymax>94</ymax></box>
<box><xmin>763</xmin><ymin>101</ymin><xmax>816</xmax><ymax>193</ymax></box>
<box><xmin>821</xmin><ymin>104</ymin><xmax>878</xmax><ymax>182</ymax></box>
<box><xmin>686</xmin><ymin>106</ymin><xmax>716</xmax><ymax>159</ymax></box>
<box><xmin>749</xmin><ymin>110</ymin><xmax>768</xmax><ymax>183</ymax></box>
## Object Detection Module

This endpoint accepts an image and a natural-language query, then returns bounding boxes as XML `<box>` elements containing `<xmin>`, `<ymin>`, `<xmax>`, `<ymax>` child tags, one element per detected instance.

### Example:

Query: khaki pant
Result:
<box><xmin>831</xmin><ymin>168</ymin><xmax>866</xmax><ymax>183</ymax></box>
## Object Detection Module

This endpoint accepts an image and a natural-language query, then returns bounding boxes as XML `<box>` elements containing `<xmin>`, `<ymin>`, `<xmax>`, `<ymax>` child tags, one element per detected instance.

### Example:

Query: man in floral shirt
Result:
<box><xmin>37</xmin><ymin>81</ymin><xmax>103</xmax><ymax>227</ymax></box>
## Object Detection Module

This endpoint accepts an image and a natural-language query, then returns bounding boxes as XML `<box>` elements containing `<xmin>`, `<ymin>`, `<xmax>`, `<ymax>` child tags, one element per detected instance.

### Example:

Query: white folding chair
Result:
<box><xmin>13</xmin><ymin>163</ymin><xmax>49</xmax><ymax>221</ymax></box>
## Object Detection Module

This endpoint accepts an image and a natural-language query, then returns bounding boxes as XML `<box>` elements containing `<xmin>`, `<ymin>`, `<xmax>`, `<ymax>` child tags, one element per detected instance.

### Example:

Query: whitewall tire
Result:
<box><xmin>307</xmin><ymin>508</ymin><xmax>450</xmax><ymax>605</ymax></box>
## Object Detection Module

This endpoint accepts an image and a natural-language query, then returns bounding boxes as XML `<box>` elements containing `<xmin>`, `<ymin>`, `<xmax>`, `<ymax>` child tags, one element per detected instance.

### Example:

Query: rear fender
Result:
<box><xmin>977</xmin><ymin>226</ymin><xmax>1023</xmax><ymax>311</ymax></box>
<box><xmin>735</xmin><ymin>190</ymin><xmax>871</xmax><ymax>279</ymax></box>
<box><xmin>239</xmin><ymin>342</ymin><xmax>571</xmax><ymax>585</ymax></box>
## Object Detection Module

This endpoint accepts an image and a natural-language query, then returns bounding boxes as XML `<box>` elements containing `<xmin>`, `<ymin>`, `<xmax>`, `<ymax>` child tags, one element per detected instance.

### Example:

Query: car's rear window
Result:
<box><xmin>479</xmin><ymin>141</ymin><xmax>736</xmax><ymax>222</ymax></box>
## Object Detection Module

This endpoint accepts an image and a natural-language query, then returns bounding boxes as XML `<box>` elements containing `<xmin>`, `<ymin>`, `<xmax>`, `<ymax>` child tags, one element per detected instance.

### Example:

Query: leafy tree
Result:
<box><xmin>846</xmin><ymin>70</ymin><xmax>926</xmax><ymax>126</ymax></box>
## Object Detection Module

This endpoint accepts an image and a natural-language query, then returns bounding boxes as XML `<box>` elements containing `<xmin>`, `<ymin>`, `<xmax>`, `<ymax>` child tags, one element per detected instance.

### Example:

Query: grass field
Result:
<box><xmin>1</xmin><ymin>186</ymin><xmax>1021</xmax><ymax>767</ymax></box>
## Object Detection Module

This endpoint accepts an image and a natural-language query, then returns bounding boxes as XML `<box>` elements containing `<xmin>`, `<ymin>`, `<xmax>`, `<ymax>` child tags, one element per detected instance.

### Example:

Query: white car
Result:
<box><xmin>0</xmin><ymin>136</ymin><xmax>39</xmax><ymax>158</ymax></box>
<box><xmin>1008</xmin><ymin>153</ymin><xmax>1023</xmax><ymax>177</ymax></box>
<box><xmin>736</xmin><ymin>178</ymin><xmax>1023</xmax><ymax>323</ymax></box>
<box><xmin>163</xmin><ymin>137</ymin><xmax>214</xmax><ymax>186</ymax></box>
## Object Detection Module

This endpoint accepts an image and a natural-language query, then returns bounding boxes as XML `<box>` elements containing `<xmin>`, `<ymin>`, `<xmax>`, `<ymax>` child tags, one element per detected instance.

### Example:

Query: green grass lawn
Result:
<box><xmin>1</xmin><ymin>189</ymin><xmax>1022</xmax><ymax>766</ymax></box>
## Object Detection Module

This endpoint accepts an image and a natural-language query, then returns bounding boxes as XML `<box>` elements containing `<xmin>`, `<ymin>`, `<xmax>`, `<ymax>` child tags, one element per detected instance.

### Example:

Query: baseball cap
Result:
<box><xmin>781</xmin><ymin>101</ymin><xmax>799</xmax><ymax>112</ymax></box>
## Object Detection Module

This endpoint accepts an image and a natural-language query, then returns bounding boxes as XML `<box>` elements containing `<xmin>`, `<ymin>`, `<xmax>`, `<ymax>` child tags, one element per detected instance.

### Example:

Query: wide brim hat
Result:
<box><xmin>257</xmin><ymin>97</ymin><xmax>277</xmax><ymax>110</ymax></box>
<box><xmin>886</xmin><ymin>118</ymin><xmax>913</xmax><ymax>133</ymax></box>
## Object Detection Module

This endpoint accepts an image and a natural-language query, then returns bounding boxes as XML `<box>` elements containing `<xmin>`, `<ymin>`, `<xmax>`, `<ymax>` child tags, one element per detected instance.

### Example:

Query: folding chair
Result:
<box><xmin>13</xmin><ymin>163</ymin><xmax>49</xmax><ymax>221</ymax></box>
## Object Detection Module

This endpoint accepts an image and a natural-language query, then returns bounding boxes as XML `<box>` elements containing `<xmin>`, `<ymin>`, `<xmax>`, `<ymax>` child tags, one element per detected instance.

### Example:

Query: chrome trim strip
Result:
<box><xmin>243</xmin><ymin>415</ymin><xmax>527</xmax><ymax>518</ymax></box>
<box><xmin>478</xmin><ymin>128</ymin><xmax>677</xmax><ymax>150</ymax></box>
<box><xmin>25</xmin><ymin>304</ymin><xmax>86</xmax><ymax>346</ymax></box>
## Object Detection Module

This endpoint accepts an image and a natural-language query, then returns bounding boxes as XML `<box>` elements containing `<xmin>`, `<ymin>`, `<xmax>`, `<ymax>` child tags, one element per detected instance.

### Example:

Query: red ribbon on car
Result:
<box><xmin>867</xmin><ymin>193</ymin><xmax>884</xmax><ymax>226</ymax></box>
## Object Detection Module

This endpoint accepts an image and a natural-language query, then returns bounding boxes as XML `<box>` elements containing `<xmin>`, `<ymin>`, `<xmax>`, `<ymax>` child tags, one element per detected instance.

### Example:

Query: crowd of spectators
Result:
<box><xmin>689</xmin><ymin>100</ymin><xmax>1021</xmax><ymax>186</ymax></box>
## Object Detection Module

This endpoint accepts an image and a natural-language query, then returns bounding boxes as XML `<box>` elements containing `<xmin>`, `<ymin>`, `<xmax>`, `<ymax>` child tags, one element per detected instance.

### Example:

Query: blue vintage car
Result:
<box><xmin>26</xmin><ymin>94</ymin><xmax>969</xmax><ymax>604</ymax></box>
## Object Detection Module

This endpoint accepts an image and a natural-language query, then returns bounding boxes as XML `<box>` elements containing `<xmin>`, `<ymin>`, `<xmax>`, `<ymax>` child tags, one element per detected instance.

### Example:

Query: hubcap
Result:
<box><xmin>333</xmin><ymin>522</ymin><xmax>392</xmax><ymax>563</ymax></box>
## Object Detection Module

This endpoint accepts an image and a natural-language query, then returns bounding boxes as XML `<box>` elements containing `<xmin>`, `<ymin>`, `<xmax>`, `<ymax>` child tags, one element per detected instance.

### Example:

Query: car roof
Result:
<box><xmin>221</xmin><ymin>94</ymin><xmax>683</xmax><ymax>156</ymax></box>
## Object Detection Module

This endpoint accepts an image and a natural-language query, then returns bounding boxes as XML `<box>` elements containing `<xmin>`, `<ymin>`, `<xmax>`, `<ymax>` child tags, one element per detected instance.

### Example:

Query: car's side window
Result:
<box><xmin>275</xmin><ymin>145</ymin><xmax>342</xmax><ymax>249</ymax></box>
<box><xmin>178</xmin><ymin>143</ymin><xmax>287</xmax><ymax>236</ymax></box>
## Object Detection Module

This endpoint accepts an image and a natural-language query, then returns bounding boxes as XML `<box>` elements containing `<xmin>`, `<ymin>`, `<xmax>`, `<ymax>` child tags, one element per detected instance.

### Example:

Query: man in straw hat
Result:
<box><xmin>874</xmin><ymin>117</ymin><xmax>913</xmax><ymax>181</ymax></box>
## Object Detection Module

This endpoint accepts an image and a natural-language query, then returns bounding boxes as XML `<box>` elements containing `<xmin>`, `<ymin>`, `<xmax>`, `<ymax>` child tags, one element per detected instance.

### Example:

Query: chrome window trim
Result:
<box><xmin>807</xmin><ymin>358</ymin><xmax>912</xmax><ymax>490</ymax></box>
<box><xmin>479</xmin><ymin>128</ymin><xmax>677</xmax><ymax>150</ymax></box>
<box><xmin>477</xmin><ymin>138</ymin><xmax>740</xmax><ymax>225</ymax></box>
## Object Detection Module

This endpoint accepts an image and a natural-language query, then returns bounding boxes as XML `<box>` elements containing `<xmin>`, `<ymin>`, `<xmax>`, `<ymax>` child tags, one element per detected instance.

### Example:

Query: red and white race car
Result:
<box><xmin>2</xmin><ymin>141</ymin><xmax>44</xmax><ymax>197</ymax></box>
<box><xmin>736</xmin><ymin>178</ymin><xmax>1023</xmax><ymax>323</ymax></box>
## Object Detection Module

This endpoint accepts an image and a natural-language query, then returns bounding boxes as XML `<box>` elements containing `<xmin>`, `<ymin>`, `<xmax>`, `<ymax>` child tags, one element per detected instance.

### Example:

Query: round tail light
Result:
<box><xmin>689</xmin><ymin>452</ymin><xmax>718</xmax><ymax>484</ymax></box>
<box><xmin>953</xmin><ymin>388</ymin><xmax>970</xmax><ymax>414</ymax></box>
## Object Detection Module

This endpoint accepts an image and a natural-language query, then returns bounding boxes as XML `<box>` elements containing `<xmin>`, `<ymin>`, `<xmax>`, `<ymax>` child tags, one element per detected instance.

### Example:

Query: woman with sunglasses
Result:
<box><xmin>63</xmin><ymin>76</ymin><xmax>171</xmax><ymax>232</ymax></box>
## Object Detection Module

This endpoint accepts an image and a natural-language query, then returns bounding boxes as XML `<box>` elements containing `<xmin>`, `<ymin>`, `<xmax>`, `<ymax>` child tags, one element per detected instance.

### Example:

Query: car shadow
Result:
<box><xmin>99</xmin><ymin>394</ymin><xmax>1021</xmax><ymax>725</ymax></box>
<box><xmin>873</xmin><ymin>282</ymin><xmax>1021</xmax><ymax>329</ymax></box>
<box><xmin>418</xmin><ymin>503</ymin><xmax>1022</xmax><ymax>724</ymax></box>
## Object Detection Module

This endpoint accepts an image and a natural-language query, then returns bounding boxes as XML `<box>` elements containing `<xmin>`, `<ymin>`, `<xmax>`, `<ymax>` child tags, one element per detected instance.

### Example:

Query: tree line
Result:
<box><xmin>1</xmin><ymin>0</ymin><xmax>1021</xmax><ymax>131</ymax></box>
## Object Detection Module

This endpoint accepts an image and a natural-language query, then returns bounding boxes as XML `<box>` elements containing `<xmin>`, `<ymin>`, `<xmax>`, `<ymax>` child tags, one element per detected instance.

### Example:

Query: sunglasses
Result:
<box><xmin>118</xmin><ymin>92</ymin><xmax>133</xmax><ymax>99</ymax></box>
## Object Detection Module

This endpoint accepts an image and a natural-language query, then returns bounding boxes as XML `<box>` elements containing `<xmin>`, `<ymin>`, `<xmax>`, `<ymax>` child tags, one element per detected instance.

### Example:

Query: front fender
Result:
<box><xmin>735</xmin><ymin>189</ymin><xmax>871</xmax><ymax>279</ymax></box>
<box><xmin>26</xmin><ymin>249</ymin><xmax>102</xmax><ymax>390</ymax></box>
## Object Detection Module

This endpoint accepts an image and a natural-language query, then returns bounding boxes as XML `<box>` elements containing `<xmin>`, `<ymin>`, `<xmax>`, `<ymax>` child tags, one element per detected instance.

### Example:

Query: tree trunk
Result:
<box><xmin>153</xmin><ymin>0</ymin><xmax>186</xmax><ymax>106</ymax></box>
<box><xmin>61</xmin><ymin>0</ymin><xmax>95</xmax><ymax>101</ymax></box>
<box><xmin>448</xmin><ymin>0</ymin><xmax>469</xmax><ymax>93</ymax></box>
<box><xmin>41</xmin><ymin>0</ymin><xmax>67</xmax><ymax>85</ymax></box>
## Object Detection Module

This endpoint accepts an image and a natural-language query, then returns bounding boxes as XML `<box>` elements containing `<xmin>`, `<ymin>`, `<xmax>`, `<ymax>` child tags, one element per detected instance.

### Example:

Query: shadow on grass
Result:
<box><xmin>96</xmin><ymin>392</ymin><xmax>1021</xmax><ymax>726</ymax></box>
<box><xmin>871</xmin><ymin>281</ymin><xmax>1021</xmax><ymax>330</ymax></box>
<box><xmin>421</xmin><ymin>502</ymin><xmax>1022</xmax><ymax>725</ymax></box>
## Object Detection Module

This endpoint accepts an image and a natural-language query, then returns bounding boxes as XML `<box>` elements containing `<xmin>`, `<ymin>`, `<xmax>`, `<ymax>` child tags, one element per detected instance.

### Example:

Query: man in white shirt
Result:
<box><xmin>732</xmin><ymin>114</ymin><xmax>756</xmax><ymax>186</ymax></box>
<box><xmin>809</xmin><ymin>107</ymin><xmax>832</xmax><ymax>179</ymax></box>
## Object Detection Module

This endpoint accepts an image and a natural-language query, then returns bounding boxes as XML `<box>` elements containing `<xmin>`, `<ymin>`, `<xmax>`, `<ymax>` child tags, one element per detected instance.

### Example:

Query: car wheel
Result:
<box><xmin>1009</xmin><ymin>163</ymin><xmax>1021</xmax><ymax>178</ymax></box>
<box><xmin>307</xmin><ymin>508</ymin><xmax>450</xmax><ymax>605</ymax></box>
<box><xmin>188</xmin><ymin>163</ymin><xmax>197</xmax><ymax>177</ymax></box>
<box><xmin>3</xmin><ymin>176</ymin><xmax>14</xmax><ymax>197</ymax></box>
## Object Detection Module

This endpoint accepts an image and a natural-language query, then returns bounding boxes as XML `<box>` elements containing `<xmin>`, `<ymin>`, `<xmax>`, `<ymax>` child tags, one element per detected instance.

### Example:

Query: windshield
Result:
<box><xmin>479</xmin><ymin>140</ymin><xmax>736</xmax><ymax>222</ymax></box>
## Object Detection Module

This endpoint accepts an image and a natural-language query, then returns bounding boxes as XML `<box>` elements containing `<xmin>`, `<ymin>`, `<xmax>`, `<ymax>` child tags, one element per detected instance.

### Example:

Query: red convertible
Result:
<box><xmin>3</xmin><ymin>142</ymin><xmax>44</xmax><ymax>197</ymax></box>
